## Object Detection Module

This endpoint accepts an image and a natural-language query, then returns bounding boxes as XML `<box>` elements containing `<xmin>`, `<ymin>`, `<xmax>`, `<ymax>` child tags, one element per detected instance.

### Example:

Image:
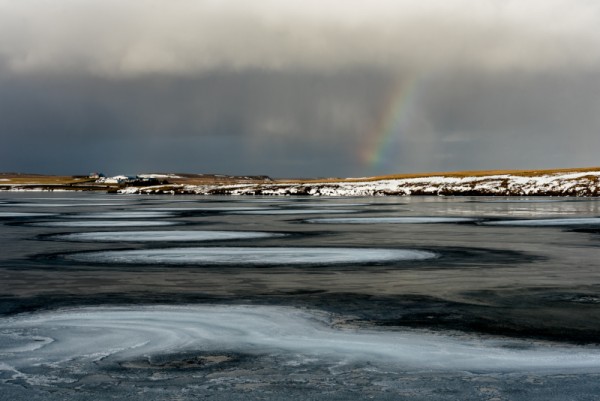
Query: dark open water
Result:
<box><xmin>1</xmin><ymin>192</ymin><xmax>600</xmax><ymax>400</ymax></box>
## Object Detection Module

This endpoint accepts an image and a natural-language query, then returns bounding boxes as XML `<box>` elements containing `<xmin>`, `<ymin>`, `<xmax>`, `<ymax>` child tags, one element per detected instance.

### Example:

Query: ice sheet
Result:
<box><xmin>64</xmin><ymin>247</ymin><xmax>437</xmax><ymax>265</ymax></box>
<box><xmin>306</xmin><ymin>217</ymin><xmax>478</xmax><ymax>224</ymax></box>
<box><xmin>279</xmin><ymin>202</ymin><xmax>370</xmax><ymax>207</ymax></box>
<box><xmin>233</xmin><ymin>209</ymin><xmax>358</xmax><ymax>215</ymax></box>
<box><xmin>0</xmin><ymin>212</ymin><xmax>56</xmax><ymax>217</ymax></box>
<box><xmin>481</xmin><ymin>217</ymin><xmax>600</xmax><ymax>226</ymax></box>
<box><xmin>51</xmin><ymin>230</ymin><xmax>285</xmax><ymax>242</ymax></box>
<box><xmin>66</xmin><ymin>211</ymin><xmax>175</xmax><ymax>219</ymax></box>
<box><xmin>2</xmin><ymin>305</ymin><xmax>599</xmax><ymax>374</ymax></box>
<box><xmin>28</xmin><ymin>220</ymin><xmax>179</xmax><ymax>227</ymax></box>
<box><xmin>5</xmin><ymin>203</ymin><xmax>126</xmax><ymax>207</ymax></box>
<box><xmin>141</xmin><ymin>207</ymin><xmax>272</xmax><ymax>211</ymax></box>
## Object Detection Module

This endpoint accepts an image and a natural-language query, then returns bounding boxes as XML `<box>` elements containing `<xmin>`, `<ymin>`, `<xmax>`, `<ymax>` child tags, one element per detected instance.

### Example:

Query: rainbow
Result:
<box><xmin>361</xmin><ymin>75</ymin><xmax>422</xmax><ymax>173</ymax></box>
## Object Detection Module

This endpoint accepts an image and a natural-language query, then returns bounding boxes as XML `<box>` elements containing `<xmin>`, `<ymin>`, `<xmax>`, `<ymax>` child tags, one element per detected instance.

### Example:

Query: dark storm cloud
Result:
<box><xmin>1</xmin><ymin>0</ymin><xmax>600</xmax><ymax>176</ymax></box>
<box><xmin>411</xmin><ymin>70</ymin><xmax>600</xmax><ymax>172</ymax></box>
<box><xmin>3</xmin><ymin>68</ymin><xmax>599</xmax><ymax>177</ymax></box>
<box><xmin>0</xmin><ymin>70</ymin><xmax>392</xmax><ymax>176</ymax></box>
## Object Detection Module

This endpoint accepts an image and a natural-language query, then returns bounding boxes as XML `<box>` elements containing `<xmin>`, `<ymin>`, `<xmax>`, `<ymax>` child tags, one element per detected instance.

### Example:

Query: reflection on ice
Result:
<box><xmin>65</xmin><ymin>247</ymin><xmax>436</xmax><ymax>265</ymax></box>
<box><xmin>306</xmin><ymin>217</ymin><xmax>478</xmax><ymax>224</ymax></box>
<box><xmin>28</xmin><ymin>220</ymin><xmax>179</xmax><ymax>228</ymax></box>
<box><xmin>2</xmin><ymin>305</ymin><xmax>599</xmax><ymax>377</ymax></box>
<box><xmin>51</xmin><ymin>230</ymin><xmax>285</xmax><ymax>242</ymax></box>
<box><xmin>481</xmin><ymin>217</ymin><xmax>600</xmax><ymax>226</ymax></box>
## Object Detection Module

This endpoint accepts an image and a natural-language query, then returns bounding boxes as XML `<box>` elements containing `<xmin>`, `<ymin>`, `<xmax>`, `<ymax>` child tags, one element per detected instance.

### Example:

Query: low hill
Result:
<box><xmin>2</xmin><ymin>168</ymin><xmax>600</xmax><ymax>196</ymax></box>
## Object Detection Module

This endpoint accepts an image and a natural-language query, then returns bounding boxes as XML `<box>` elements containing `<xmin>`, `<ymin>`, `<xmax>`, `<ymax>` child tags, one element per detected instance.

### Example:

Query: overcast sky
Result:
<box><xmin>1</xmin><ymin>0</ymin><xmax>599</xmax><ymax>177</ymax></box>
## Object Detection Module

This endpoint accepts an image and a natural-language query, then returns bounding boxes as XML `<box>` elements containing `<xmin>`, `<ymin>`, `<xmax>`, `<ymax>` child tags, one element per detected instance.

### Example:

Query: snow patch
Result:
<box><xmin>133</xmin><ymin>171</ymin><xmax>600</xmax><ymax>197</ymax></box>
<box><xmin>137</xmin><ymin>173</ymin><xmax>182</xmax><ymax>179</ymax></box>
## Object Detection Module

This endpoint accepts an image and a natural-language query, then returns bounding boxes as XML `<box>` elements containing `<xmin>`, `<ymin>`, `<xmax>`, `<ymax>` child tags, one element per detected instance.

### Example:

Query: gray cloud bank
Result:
<box><xmin>1</xmin><ymin>0</ymin><xmax>599</xmax><ymax>176</ymax></box>
<box><xmin>1</xmin><ymin>0</ymin><xmax>599</xmax><ymax>76</ymax></box>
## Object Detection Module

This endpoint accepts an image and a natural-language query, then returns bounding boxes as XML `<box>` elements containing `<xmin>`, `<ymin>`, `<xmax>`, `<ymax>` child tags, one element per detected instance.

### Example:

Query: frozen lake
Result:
<box><xmin>1</xmin><ymin>192</ymin><xmax>600</xmax><ymax>400</ymax></box>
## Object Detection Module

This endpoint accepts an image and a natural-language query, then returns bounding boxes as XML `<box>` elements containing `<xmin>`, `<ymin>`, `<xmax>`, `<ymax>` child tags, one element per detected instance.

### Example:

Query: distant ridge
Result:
<box><xmin>2</xmin><ymin>168</ymin><xmax>600</xmax><ymax>196</ymax></box>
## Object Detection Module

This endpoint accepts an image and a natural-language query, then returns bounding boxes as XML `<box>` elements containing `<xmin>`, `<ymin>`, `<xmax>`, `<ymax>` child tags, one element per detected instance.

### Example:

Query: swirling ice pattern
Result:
<box><xmin>1</xmin><ymin>305</ymin><xmax>600</xmax><ymax>376</ymax></box>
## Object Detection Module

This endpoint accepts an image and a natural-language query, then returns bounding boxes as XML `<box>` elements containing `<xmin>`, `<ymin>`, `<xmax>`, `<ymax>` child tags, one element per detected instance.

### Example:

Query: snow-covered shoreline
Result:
<box><xmin>2</xmin><ymin>170</ymin><xmax>600</xmax><ymax>196</ymax></box>
<box><xmin>119</xmin><ymin>171</ymin><xmax>600</xmax><ymax>196</ymax></box>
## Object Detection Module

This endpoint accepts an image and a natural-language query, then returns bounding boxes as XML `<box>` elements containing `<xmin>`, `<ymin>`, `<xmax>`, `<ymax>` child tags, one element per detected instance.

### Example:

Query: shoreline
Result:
<box><xmin>2</xmin><ymin>168</ymin><xmax>600</xmax><ymax>196</ymax></box>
